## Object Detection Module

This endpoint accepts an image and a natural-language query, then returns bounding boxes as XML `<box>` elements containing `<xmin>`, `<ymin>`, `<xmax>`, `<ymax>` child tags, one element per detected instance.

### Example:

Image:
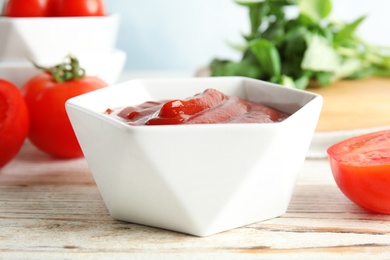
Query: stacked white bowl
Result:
<box><xmin>0</xmin><ymin>13</ymin><xmax>126</xmax><ymax>87</ymax></box>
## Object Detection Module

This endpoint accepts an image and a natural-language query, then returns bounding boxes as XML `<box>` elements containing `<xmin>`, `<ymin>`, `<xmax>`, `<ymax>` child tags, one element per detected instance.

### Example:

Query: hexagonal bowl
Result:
<box><xmin>0</xmin><ymin>13</ymin><xmax>119</xmax><ymax>62</ymax></box>
<box><xmin>65</xmin><ymin>77</ymin><xmax>323</xmax><ymax>236</ymax></box>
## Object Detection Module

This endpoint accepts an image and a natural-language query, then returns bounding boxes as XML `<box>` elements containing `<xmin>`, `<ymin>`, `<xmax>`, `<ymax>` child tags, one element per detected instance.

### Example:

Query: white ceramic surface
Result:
<box><xmin>65</xmin><ymin>77</ymin><xmax>323</xmax><ymax>236</ymax></box>
<box><xmin>0</xmin><ymin>61</ymin><xmax>40</xmax><ymax>87</ymax></box>
<box><xmin>0</xmin><ymin>14</ymin><xmax>119</xmax><ymax>62</ymax></box>
<box><xmin>0</xmin><ymin>49</ymin><xmax>126</xmax><ymax>87</ymax></box>
<box><xmin>308</xmin><ymin>125</ymin><xmax>390</xmax><ymax>159</ymax></box>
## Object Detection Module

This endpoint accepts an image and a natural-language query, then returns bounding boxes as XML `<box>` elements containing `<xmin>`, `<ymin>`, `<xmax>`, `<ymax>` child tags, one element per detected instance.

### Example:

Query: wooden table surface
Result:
<box><xmin>1</xmin><ymin>141</ymin><xmax>390</xmax><ymax>259</ymax></box>
<box><xmin>308</xmin><ymin>77</ymin><xmax>390</xmax><ymax>132</ymax></box>
<box><xmin>2</xmin><ymin>74</ymin><xmax>390</xmax><ymax>259</ymax></box>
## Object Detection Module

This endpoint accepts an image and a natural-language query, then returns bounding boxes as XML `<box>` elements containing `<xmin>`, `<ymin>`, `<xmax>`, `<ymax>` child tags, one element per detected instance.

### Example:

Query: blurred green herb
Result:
<box><xmin>210</xmin><ymin>0</ymin><xmax>390</xmax><ymax>89</ymax></box>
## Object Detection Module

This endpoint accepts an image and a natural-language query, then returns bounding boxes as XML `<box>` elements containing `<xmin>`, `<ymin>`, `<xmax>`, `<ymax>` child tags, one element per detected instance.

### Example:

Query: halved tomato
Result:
<box><xmin>327</xmin><ymin>130</ymin><xmax>390</xmax><ymax>214</ymax></box>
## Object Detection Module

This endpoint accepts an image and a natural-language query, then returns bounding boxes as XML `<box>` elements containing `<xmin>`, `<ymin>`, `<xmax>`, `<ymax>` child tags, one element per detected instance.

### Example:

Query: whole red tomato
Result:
<box><xmin>22</xmin><ymin>56</ymin><xmax>107</xmax><ymax>158</ymax></box>
<box><xmin>3</xmin><ymin>0</ymin><xmax>52</xmax><ymax>17</ymax></box>
<box><xmin>327</xmin><ymin>130</ymin><xmax>390</xmax><ymax>214</ymax></box>
<box><xmin>51</xmin><ymin>0</ymin><xmax>106</xmax><ymax>17</ymax></box>
<box><xmin>0</xmin><ymin>79</ymin><xmax>29</xmax><ymax>168</ymax></box>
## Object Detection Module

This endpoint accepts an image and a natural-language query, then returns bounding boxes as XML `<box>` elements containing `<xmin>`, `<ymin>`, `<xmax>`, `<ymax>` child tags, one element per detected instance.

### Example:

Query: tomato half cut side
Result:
<box><xmin>327</xmin><ymin>130</ymin><xmax>390</xmax><ymax>214</ymax></box>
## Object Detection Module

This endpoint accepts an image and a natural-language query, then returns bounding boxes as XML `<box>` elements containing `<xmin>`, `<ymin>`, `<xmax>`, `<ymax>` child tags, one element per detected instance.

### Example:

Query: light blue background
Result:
<box><xmin>1</xmin><ymin>0</ymin><xmax>389</xmax><ymax>73</ymax></box>
<box><xmin>105</xmin><ymin>0</ymin><xmax>248</xmax><ymax>72</ymax></box>
<box><xmin>104</xmin><ymin>0</ymin><xmax>390</xmax><ymax>73</ymax></box>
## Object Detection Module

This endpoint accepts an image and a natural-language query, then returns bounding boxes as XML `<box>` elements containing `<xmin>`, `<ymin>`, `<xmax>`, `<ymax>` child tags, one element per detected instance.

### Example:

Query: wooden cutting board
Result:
<box><xmin>308</xmin><ymin>77</ymin><xmax>390</xmax><ymax>132</ymax></box>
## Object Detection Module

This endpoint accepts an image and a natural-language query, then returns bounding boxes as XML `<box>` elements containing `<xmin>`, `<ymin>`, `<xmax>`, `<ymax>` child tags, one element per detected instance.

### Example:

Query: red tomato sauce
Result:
<box><xmin>105</xmin><ymin>88</ymin><xmax>289</xmax><ymax>125</ymax></box>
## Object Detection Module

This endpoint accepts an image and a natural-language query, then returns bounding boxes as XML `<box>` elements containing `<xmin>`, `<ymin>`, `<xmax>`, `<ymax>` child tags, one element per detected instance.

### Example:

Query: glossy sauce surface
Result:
<box><xmin>105</xmin><ymin>89</ymin><xmax>289</xmax><ymax>125</ymax></box>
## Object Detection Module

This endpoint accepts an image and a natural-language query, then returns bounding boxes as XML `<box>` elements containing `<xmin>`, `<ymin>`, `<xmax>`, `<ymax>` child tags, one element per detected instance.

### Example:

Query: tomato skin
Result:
<box><xmin>22</xmin><ymin>72</ymin><xmax>107</xmax><ymax>158</ymax></box>
<box><xmin>0</xmin><ymin>80</ymin><xmax>29</xmax><ymax>168</ymax></box>
<box><xmin>3</xmin><ymin>0</ymin><xmax>105</xmax><ymax>17</ymax></box>
<box><xmin>51</xmin><ymin>0</ymin><xmax>106</xmax><ymax>17</ymax></box>
<box><xmin>3</xmin><ymin>0</ymin><xmax>52</xmax><ymax>17</ymax></box>
<box><xmin>327</xmin><ymin>130</ymin><xmax>390</xmax><ymax>214</ymax></box>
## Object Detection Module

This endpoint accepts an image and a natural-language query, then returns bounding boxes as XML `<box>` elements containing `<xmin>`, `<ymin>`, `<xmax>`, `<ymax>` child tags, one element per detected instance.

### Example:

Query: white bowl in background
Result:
<box><xmin>65</xmin><ymin>77</ymin><xmax>323</xmax><ymax>236</ymax></box>
<box><xmin>0</xmin><ymin>14</ymin><xmax>120</xmax><ymax>62</ymax></box>
<box><xmin>0</xmin><ymin>49</ymin><xmax>126</xmax><ymax>87</ymax></box>
<box><xmin>0</xmin><ymin>61</ymin><xmax>39</xmax><ymax>87</ymax></box>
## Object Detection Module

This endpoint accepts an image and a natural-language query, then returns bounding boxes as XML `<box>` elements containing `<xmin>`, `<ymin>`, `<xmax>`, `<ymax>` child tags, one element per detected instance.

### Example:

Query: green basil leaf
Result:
<box><xmin>236</xmin><ymin>0</ymin><xmax>263</xmax><ymax>7</ymax></box>
<box><xmin>248</xmin><ymin>3</ymin><xmax>268</xmax><ymax>39</ymax></box>
<box><xmin>237</xmin><ymin>0</ymin><xmax>297</xmax><ymax>6</ymax></box>
<box><xmin>334</xmin><ymin>58</ymin><xmax>362</xmax><ymax>79</ymax></box>
<box><xmin>272</xmin><ymin>75</ymin><xmax>296</xmax><ymax>87</ymax></box>
<box><xmin>334</xmin><ymin>16</ymin><xmax>366</xmax><ymax>46</ymax></box>
<box><xmin>210</xmin><ymin>59</ymin><xmax>263</xmax><ymax>79</ymax></box>
<box><xmin>315</xmin><ymin>71</ymin><xmax>334</xmax><ymax>85</ymax></box>
<box><xmin>294</xmin><ymin>74</ymin><xmax>311</xmax><ymax>89</ymax></box>
<box><xmin>301</xmin><ymin>34</ymin><xmax>341</xmax><ymax>72</ymax></box>
<box><xmin>209</xmin><ymin>0</ymin><xmax>390</xmax><ymax>89</ymax></box>
<box><xmin>250</xmin><ymin>39</ymin><xmax>281</xmax><ymax>77</ymax></box>
<box><xmin>298</xmin><ymin>0</ymin><xmax>331</xmax><ymax>22</ymax></box>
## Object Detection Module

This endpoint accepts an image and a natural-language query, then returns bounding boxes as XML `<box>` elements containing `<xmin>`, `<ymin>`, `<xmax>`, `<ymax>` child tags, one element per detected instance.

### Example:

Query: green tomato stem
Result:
<box><xmin>32</xmin><ymin>55</ymin><xmax>86</xmax><ymax>83</ymax></box>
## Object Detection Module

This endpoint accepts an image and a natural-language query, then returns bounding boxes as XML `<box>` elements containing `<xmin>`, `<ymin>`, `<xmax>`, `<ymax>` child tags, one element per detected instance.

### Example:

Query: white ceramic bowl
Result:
<box><xmin>65</xmin><ymin>77</ymin><xmax>323</xmax><ymax>236</ymax></box>
<box><xmin>0</xmin><ymin>61</ymin><xmax>40</xmax><ymax>87</ymax></box>
<box><xmin>0</xmin><ymin>49</ymin><xmax>126</xmax><ymax>87</ymax></box>
<box><xmin>0</xmin><ymin>14</ymin><xmax>119</xmax><ymax>62</ymax></box>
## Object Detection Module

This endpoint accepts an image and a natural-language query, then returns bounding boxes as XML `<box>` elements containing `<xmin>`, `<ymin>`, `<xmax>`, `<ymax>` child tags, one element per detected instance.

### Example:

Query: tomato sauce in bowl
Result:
<box><xmin>105</xmin><ymin>88</ymin><xmax>289</xmax><ymax>125</ymax></box>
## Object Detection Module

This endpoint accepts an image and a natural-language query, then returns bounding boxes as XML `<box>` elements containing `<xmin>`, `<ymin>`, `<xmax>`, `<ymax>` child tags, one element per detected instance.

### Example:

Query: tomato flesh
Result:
<box><xmin>327</xmin><ymin>130</ymin><xmax>390</xmax><ymax>214</ymax></box>
<box><xmin>0</xmin><ymin>80</ymin><xmax>29</xmax><ymax>168</ymax></box>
